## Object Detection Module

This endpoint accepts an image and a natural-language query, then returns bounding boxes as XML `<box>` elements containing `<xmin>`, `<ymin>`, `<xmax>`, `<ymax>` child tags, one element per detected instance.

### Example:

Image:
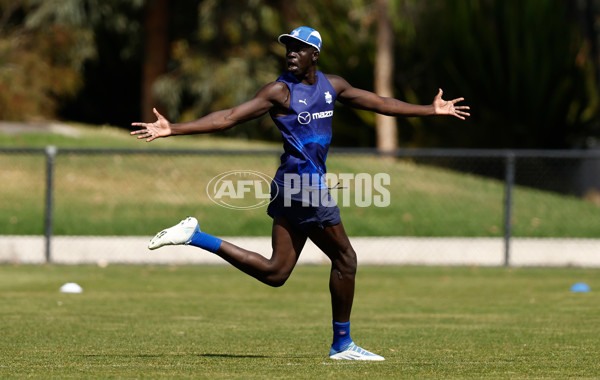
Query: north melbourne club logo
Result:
<box><xmin>324</xmin><ymin>91</ymin><xmax>332</xmax><ymax>104</ymax></box>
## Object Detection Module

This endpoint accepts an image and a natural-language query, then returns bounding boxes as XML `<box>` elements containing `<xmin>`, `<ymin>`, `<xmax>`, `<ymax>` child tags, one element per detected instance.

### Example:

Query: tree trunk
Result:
<box><xmin>141</xmin><ymin>0</ymin><xmax>169</xmax><ymax>122</ymax></box>
<box><xmin>374</xmin><ymin>0</ymin><xmax>397</xmax><ymax>152</ymax></box>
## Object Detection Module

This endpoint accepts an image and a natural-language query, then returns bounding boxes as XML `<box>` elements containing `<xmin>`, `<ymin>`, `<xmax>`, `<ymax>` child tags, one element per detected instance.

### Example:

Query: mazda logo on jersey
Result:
<box><xmin>298</xmin><ymin>110</ymin><xmax>333</xmax><ymax>125</ymax></box>
<box><xmin>312</xmin><ymin>110</ymin><xmax>334</xmax><ymax>119</ymax></box>
<box><xmin>298</xmin><ymin>111</ymin><xmax>311</xmax><ymax>125</ymax></box>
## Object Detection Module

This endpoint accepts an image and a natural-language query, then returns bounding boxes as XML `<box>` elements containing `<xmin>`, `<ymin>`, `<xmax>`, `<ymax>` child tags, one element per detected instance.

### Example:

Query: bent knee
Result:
<box><xmin>262</xmin><ymin>262</ymin><xmax>294</xmax><ymax>287</ymax></box>
<box><xmin>264</xmin><ymin>270</ymin><xmax>291</xmax><ymax>287</ymax></box>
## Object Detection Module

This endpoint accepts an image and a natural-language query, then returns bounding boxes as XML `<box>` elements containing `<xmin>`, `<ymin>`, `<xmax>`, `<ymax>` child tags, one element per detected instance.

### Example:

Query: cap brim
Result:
<box><xmin>278</xmin><ymin>34</ymin><xmax>320</xmax><ymax>51</ymax></box>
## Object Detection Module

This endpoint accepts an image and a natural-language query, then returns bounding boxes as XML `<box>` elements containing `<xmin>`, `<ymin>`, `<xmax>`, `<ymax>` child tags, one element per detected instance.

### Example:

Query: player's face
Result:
<box><xmin>285</xmin><ymin>40</ymin><xmax>318</xmax><ymax>76</ymax></box>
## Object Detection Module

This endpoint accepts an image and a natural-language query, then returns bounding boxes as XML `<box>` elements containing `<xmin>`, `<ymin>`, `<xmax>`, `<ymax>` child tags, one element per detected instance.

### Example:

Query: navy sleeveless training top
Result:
<box><xmin>270</xmin><ymin>71</ymin><xmax>337</xmax><ymax>201</ymax></box>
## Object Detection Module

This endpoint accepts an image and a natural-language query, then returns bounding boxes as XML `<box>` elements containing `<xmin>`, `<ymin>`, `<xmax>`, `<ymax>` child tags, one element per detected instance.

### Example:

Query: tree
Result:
<box><xmin>141</xmin><ymin>0</ymin><xmax>169</xmax><ymax>122</ymax></box>
<box><xmin>411</xmin><ymin>0</ymin><xmax>599</xmax><ymax>149</ymax></box>
<box><xmin>152</xmin><ymin>0</ymin><xmax>288</xmax><ymax>140</ymax></box>
<box><xmin>374</xmin><ymin>0</ymin><xmax>398</xmax><ymax>152</ymax></box>
<box><xmin>0</xmin><ymin>0</ymin><xmax>146</xmax><ymax>123</ymax></box>
<box><xmin>0</xmin><ymin>0</ymin><xmax>96</xmax><ymax>120</ymax></box>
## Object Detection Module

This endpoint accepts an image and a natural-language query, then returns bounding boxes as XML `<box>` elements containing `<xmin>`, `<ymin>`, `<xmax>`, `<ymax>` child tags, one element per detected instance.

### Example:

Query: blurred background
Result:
<box><xmin>2</xmin><ymin>0</ymin><xmax>600</xmax><ymax>265</ymax></box>
<box><xmin>0</xmin><ymin>0</ymin><xmax>598</xmax><ymax>150</ymax></box>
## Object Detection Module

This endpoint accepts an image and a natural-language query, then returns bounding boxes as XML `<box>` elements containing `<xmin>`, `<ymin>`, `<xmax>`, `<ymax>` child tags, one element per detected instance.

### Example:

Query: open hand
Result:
<box><xmin>433</xmin><ymin>89</ymin><xmax>470</xmax><ymax>120</ymax></box>
<box><xmin>130</xmin><ymin>108</ymin><xmax>172</xmax><ymax>142</ymax></box>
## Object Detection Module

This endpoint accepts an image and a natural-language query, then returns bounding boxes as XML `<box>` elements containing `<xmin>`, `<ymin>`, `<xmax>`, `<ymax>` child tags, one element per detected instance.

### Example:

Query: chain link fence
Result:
<box><xmin>1</xmin><ymin>147</ymin><xmax>599</xmax><ymax>266</ymax></box>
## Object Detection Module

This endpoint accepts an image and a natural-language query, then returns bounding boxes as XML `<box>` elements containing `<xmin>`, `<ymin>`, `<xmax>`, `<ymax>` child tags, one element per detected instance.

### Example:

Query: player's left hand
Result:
<box><xmin>433</xmin><ymin>89</ymin><xmax>470</xmax><ymax>120</ymax></box>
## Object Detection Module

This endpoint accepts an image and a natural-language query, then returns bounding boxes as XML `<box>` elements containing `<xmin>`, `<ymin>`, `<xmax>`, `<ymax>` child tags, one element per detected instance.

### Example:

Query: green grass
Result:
<box><xmin>2</xmin><ymin>123</ymin><xmax>600</xmax><ymax>237</ymax></box>
<box><xmin>1</xmin><ymin>264</ymin><xmax>599</xmax><ymax>378</ymax></box>
<box><xmin>0</xmin><ymin>122</ymin><xmax>280</xmax><ymax>150</ymax></box>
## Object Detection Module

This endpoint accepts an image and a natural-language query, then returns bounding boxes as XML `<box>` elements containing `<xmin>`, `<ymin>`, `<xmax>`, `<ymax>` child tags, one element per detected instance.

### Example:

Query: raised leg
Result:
<box><xmin>215</xmin><ymin>216</ymin><xmax>307</xmax><ymax>287</ymax></box>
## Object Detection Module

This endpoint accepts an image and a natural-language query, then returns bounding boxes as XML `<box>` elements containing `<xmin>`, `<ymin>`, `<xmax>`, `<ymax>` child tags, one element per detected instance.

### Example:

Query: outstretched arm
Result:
<box><xmin>327</xmin><ymin>74</ymin><xmax>470</xmax><ymax>120</ymax></box>
<box><xmin>131</xmin><ymin>81</ymin><xmax>289</xmax><ymax>142</ymax></box>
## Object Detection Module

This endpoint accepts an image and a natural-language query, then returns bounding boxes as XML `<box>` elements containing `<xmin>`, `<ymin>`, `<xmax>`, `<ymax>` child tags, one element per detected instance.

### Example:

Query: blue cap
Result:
<box><xmin>278</xmin><ymin>26</ymin><xmax>322</xmax><ymax>51</ymax></box>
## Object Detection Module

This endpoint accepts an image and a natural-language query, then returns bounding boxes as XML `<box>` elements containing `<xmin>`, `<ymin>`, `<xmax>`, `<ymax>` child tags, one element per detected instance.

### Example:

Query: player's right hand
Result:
<box><xmin>130</xmin><ymin>108</ymin><xmax>172</xmax><ymax>142</ymax></box>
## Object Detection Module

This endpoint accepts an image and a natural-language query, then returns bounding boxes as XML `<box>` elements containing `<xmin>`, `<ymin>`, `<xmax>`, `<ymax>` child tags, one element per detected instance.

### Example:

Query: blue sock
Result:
<box><xmin>188</xmin><ymin>231</ymin><xmax>222</xmax><ymax>253</ymax></box>
<box><xmin>331</xmin><ymin>321</ymin><xmax>353</xmax><ymax>351</ymax></box>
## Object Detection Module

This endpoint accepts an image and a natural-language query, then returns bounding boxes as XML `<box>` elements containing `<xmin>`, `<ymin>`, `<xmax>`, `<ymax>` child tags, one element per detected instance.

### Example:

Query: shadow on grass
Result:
<box><xmin>82</xmin><ymin>353</ymin><xmax>270</xmax><ymax>359</ymax></box>
<box><xmin>199</xmin><ymin>353</ymin><xmax>269</xmax><ymax>359</ymax></box>
<box><xmin>83</xmin><ymin>354</ymin><xmax>163</xmax><ymax>358</ymax></box>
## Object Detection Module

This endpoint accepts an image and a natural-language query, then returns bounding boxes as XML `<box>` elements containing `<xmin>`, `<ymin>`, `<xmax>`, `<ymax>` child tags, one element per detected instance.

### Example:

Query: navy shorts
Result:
<box><xmin>267</xmin><ymin>188</ymin><xmax>341</xmax><ymax>233</ymax></box>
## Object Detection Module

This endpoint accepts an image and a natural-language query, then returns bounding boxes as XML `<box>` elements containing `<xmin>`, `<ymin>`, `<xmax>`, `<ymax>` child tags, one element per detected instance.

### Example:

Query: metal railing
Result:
<box><xmin>1</xmin><ymin>146</ymin><xmax>599</xmax><ymax>265</ymax></box>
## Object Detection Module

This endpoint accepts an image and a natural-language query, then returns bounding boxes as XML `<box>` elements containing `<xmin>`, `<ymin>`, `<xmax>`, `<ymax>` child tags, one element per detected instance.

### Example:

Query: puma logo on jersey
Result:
<box><xmin>299</xmin><ymin>99</ymin><xmax>308</xmax><ymax>105</ymax></box>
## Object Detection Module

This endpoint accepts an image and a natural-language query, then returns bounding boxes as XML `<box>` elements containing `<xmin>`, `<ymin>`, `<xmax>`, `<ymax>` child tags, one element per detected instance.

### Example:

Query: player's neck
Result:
<box><xmin>294</xmin><ymin>69</ymin><xmax>318</xmax><ymax>86</ymax></box>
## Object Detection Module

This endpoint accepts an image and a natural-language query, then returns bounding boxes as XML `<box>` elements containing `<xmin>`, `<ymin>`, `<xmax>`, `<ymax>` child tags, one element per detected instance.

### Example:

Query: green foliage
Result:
<box><xmin>1</xmin><ymin>0</ymin><xmax>598</xmax><ymax>148</ymax></box>
<box><xmin>0</xmin><ymin>0</ymin><xmax>144</xmax><ymax>120</ymax></box>
<box><xmin>154</xmin><ymin>0</ymin><xmax>287</xmax><ymax>140</ymax></box>
<box><xmin>0</xmin><ymin>8</ymin><xmax>88</xmax><ymax>119</ymax></box>
<box><xmin>1</xmin><ymin>265</ymin><xmax>599</xmax><ymax>378</ymax></box>
<box><xmin>153</xmin><ymin>0</ymin><xmax>599</xmax><ymax>148</ymax></box>
<box><xmin>153</xmin><ymin>0</ymin><xmax>419</xmax><ymax>146</ymax></box>
<box><xmin>410</xmin><ymin>0</ymin><xmax>599</xmax><ymax>148</ymax></box>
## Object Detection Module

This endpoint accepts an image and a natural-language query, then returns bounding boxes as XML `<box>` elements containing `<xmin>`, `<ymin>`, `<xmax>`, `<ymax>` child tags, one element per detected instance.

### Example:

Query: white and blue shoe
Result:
<box><xmin>148</xmin><ymin>217</ymin><xmax>199</xmax><ymax>250</ymax></box>
<box><xmin>329</xmin><ymin>342</ymin><xmax>385</xmax><ymax>361</ymax></box>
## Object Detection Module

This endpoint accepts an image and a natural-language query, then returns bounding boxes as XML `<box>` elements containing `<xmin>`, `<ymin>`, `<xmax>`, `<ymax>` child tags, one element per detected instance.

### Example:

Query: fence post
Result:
<box><xmin>44</xmin><ymin>145</ymin><xmax>57</xmax><ymax>263</ymax></box>
<box><xmin>503</xmin><ymin>152</ymin><xmax>516</xmax><ymax>266</ymax></box>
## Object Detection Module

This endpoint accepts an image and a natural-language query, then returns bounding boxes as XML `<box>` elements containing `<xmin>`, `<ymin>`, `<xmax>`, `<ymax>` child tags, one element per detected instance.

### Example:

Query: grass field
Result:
<box><xmin>1</xmin><ymin>264</ymin><xmax>599</xmax><ymax>378</ymax></box>
<box><xmin>2</xmin><ymin>123</ymin><xmax>600</xmax><ymax>238</ymax></box>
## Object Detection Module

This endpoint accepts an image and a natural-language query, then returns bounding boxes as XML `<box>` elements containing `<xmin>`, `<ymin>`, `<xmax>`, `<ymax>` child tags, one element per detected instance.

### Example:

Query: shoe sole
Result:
<box><xmin>329</xmin><ymin>353</ymin><xmax>385</xmax><ymax>361</ymax></box>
